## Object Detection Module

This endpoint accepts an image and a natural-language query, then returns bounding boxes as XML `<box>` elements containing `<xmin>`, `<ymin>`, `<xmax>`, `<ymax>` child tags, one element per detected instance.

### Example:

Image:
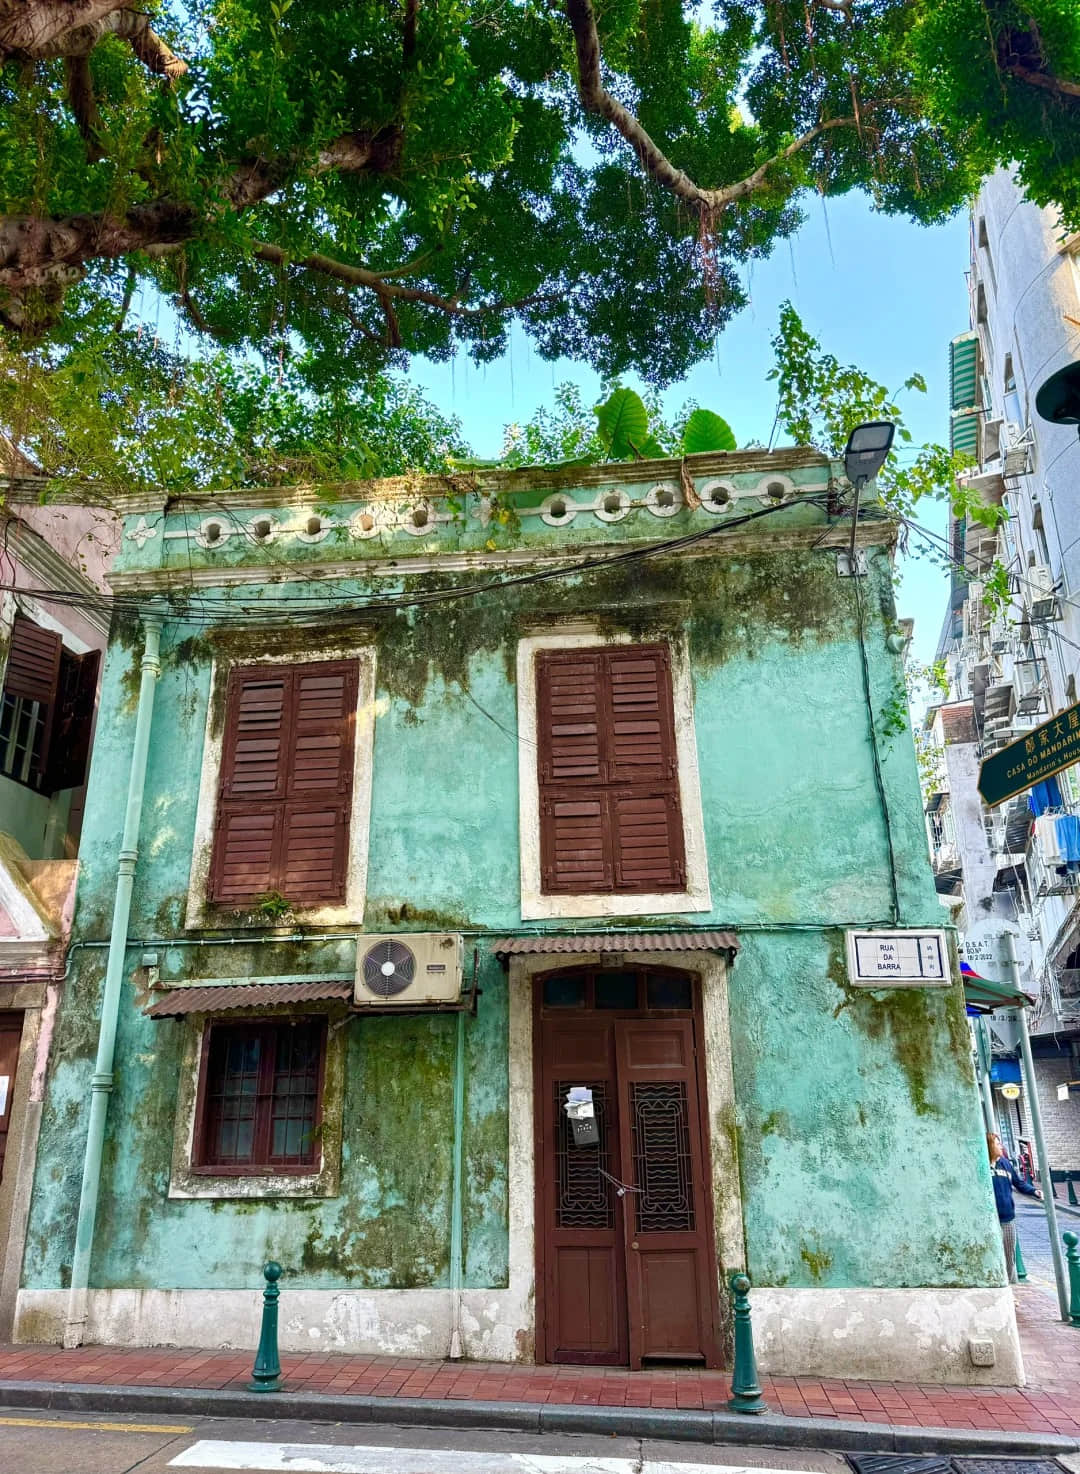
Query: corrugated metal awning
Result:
<box><xmin>145</xmin><ymin>979</ymin><xmax>352</xmax><ymax>1018</ymax></box>
<box><xmin>489</xmin><ymin>931</ymin><xmax>739</xmax><ymax>958</ymax></box>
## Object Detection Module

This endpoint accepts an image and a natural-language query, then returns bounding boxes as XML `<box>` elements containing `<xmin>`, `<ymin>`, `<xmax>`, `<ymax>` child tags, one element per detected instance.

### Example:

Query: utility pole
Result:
<box><xmin>1002</xmin><ymin>931</ymin><xmax>1070</xmax><ymax>1320</ymax></box>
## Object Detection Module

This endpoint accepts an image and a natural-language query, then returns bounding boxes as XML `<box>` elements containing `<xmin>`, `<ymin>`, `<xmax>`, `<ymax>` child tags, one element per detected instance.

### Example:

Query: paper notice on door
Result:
<box><xmin>0</xmin><ymin>1076</ymin><xmax>8</xmax><ymax>1116</ymax></box>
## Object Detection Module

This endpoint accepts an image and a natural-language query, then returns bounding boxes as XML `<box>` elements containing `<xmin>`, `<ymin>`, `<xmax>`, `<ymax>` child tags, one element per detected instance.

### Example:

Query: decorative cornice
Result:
<box><xmin>107</xmin><ymin>518</ymin><xmax>893</xmax><ymax>596</ymax></box>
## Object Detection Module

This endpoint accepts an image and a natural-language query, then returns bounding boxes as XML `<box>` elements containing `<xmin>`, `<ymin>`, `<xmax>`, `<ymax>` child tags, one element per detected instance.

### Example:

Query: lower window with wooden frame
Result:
<box><xmin>169</xmin><ymin>1011</ymin><xmax>344</xmax><ymax>1200</ymax></box>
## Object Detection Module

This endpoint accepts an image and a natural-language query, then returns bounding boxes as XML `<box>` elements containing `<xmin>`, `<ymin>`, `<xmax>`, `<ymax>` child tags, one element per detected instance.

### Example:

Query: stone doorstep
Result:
<box><xmin>0</xmin><ymin>1381</ymin><xmax>1077</xmax><ymax>1457</ymax></box>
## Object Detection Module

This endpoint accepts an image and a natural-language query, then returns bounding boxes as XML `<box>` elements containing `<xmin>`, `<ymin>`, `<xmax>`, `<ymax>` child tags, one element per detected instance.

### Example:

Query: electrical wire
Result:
<box><xmin>0</xmin><ymin>491</ymin><xmax>838</xmax><ymax>630</ymax></box>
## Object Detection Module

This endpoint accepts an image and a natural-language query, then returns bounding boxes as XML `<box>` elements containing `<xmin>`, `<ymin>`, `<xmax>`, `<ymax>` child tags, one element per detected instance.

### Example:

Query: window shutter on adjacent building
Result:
<box><xmin>210</xmin><ymin>661</ymin><xmax>357</xmax><ymax>905</ymax></box>
<box><xmin>44</xmin><ymin>647</ymin><xmax>101</xmax><ymax>793</ymax></box>
<box><xmin>537</xmin><ymin>645</ymin><xmax>685</xmax><ymax>895</ymax></box>
<box><xmin>3</xmin><ymin>616</ymin><xmax>62</xmax><ymax>708</ymax></box>
<box><xmin>2</xmin><ymin>615</ymin><xmax>64</xmax><ymax>785</ymax></box>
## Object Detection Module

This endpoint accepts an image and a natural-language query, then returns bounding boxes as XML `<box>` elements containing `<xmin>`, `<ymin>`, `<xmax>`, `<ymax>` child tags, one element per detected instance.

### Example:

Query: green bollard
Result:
<box><xmin>1014</xmin><ymin>1235</ymin><xmax>1028</xmax><ymax>1281</ymax></box>
<box><xmin>248</xmin><ymin>1261</ymin><xmax>284</xmax><ymax>1392</ymax></box>
<box><xmin>1069</xmin><ymin>1178</ymin><xmax>1079</xmax><ymax>1208</ymax></box>
<box><xmin>727</xmin><ymin>1272</ymin><xmax>769</xmax><ymax>1414</ymax></box>
<box><xmin>1065</xmin><ymin>1233</ymin><xmax>1080</xmax><ymax>1328</ymax></box>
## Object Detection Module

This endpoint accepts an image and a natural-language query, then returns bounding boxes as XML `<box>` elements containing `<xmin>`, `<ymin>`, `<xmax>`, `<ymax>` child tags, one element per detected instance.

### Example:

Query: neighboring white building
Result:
<box><xmin>930</xmin><ymin>167</ymin><xmax>1080</xmax><ymax>1184</ymax></box>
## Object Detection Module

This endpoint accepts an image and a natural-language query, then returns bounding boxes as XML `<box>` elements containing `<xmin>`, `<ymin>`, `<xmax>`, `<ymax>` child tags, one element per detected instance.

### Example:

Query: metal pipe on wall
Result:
<box><xmin>64</xmin><ymin>611</ymin><xmax>163</xmax><ymax>1349</ymax></box>
<box><xmin>447</xmin><ymin>1008</ymin><xmax>467</xmax><ymax>1359</ymax></box>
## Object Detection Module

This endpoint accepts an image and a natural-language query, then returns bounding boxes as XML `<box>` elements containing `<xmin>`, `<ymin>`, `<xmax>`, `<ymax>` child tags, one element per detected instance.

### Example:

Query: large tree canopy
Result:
<box><xmin>0</xmin><ymin>0</ymin><xmax>1077</xmax><ymax>389</ymax></box>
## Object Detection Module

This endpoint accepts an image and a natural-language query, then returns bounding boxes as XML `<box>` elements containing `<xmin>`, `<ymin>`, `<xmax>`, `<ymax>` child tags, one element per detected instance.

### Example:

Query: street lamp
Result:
<box><xmin>843</xmin><ymin>420</ymin><xmax>895</xmax><ymax>573</ymax></box>
<box><xmin>1034</xmin><ymin>361</ymin><xmax>1080</xmax><ymax>440</ymax></box>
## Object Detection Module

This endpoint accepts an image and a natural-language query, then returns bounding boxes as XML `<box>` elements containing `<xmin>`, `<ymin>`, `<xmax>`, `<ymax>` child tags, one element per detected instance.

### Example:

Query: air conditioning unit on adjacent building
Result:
<box><xmin>1001</xmin><ymin>422</ymin><xmax>1033</xmax><ymax>476</ymax></box>
<box><xmin>354</xmin><ymin>933</ymin><xmax>464</xmax><ymax>1008</ymax></box>
<box><xmin>1027</xmin><ymin>564</ymin><xmax>1061</xmax><ymax>621</ymax></box>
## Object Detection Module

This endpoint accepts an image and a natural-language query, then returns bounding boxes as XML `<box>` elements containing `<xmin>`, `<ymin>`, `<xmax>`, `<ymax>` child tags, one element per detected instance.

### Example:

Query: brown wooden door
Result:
<box><xmin>0</xmin><ymin>1015</ymin><xmax>22</xmax><ymax>1186</ymax></box>
<box><xmin>536</xmin><ymin>970</ymin><xmax>721</xmax><ymax>1369</ymax></box>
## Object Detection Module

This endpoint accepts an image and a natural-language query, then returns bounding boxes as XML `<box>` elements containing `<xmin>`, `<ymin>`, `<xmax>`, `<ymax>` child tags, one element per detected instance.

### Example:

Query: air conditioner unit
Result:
<box><xmin>354</xmin><ymin>933</ymin><xmax>464</xmax><ymax>1008</ymax></box>
<box><xmin>1027</xmin><ymin>564</ymin><xmax>1061</xmax><ymax>621</ymax></box>
<box><xmin>1001</xmin><ymin>422</ymin><xmax>1033</xmax><ymax>476</ymax></box>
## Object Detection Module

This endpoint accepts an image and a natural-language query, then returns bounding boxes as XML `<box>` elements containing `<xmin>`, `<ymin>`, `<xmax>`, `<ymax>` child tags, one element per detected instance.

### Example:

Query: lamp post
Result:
<box><xmin>842</xmin><ymin>421</ymin><xmax>896</xmax><ymax>575</ymax></box>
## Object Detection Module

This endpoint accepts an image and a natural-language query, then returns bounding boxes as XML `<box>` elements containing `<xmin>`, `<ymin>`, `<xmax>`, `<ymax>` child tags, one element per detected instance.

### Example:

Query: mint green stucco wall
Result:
<box><xmin>20</xmin><ymin>482</ymin><xmax>1003</xmax><ymax>1304</ymax></box>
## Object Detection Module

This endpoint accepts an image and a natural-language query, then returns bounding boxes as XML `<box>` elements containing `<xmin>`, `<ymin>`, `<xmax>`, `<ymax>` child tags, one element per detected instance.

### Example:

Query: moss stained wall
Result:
<box><xmin>21</xmin><ymin>533</ymin><xmax>1000</xmax><ymax>1297</ymax></box>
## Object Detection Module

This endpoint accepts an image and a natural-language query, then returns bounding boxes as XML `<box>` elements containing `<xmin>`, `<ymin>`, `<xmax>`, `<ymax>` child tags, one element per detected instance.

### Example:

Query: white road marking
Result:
<box><xmin>169</xmin><ymin>1443</ymin><xmax>822</xmax><ymax>1474</ymax></box>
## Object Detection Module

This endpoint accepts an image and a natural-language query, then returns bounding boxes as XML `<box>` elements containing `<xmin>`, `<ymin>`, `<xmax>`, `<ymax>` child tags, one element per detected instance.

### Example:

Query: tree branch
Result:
<box><xmin>1004</xmin><ymin>64</ymin><xmax>1080</xmax><ymax>100</ymax></box>
<box><xmin>251</xmin><ymin>240</ymin><xmax>548</xmax><ymax>323</ymax></box>
<box><xmin>3</xmin><ymin>3</ymin><xmax>187</xmax><ymax>78</ymax></box>
<box><xmin>565</xmin><ymin>0</ymin><xmax>857</xmax><ymax>212</ymax></box>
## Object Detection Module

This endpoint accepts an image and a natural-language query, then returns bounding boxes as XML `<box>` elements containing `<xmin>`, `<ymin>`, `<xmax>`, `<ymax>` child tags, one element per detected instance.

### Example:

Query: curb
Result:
<box><xmin>0</xmin><ymin>1380</ymin><xmax>1077</xmax><ymax>1455</ymax></box>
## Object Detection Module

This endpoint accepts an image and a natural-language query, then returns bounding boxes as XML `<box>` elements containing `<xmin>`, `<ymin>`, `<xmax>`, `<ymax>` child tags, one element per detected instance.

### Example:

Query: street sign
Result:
<box><xmin>977</xmin><ymin>700</ymin><xmax>1080</xmax><ymax>807</ymax></box>
<box><xmin>845</xmin><ymin>929</ymin><xmax>949</xmax><ymax>987</ymax></box>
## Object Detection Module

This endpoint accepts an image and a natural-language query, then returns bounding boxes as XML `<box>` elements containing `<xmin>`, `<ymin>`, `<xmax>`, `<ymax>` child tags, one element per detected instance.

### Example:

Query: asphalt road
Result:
<box><xmin>1013</xmin><ymin>1193</ymin><xmax>1080</xmax><ymax>1302</ymax></box>
<box><xmin>0</xmin><ymin>1411</ymin><xmax>853</xmax><ymax>1474</ymax></box>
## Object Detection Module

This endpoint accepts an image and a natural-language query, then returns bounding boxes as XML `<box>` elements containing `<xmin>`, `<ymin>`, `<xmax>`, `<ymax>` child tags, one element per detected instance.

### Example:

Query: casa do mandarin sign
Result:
<box><xmin>977</xmin><ymin>701</ymin><xmax>1080</xmax><ymax>808</ymax></box>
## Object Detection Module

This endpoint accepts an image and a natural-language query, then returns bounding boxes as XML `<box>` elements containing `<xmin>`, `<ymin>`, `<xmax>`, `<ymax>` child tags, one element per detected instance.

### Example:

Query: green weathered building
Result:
<box><xmin>8</xmin><ymin>450</ymin><xmax>1021</xmax><ymax>1382</ymax></box>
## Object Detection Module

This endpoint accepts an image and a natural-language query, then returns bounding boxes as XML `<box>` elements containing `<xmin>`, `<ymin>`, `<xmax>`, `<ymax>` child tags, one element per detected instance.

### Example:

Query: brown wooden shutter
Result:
<box><xmin>611</xmin><ymin>790</ymin><xmax>685</xmax><ymax>891</ymax></box>
<box><xmin>44</xmin><ymin>647</ymin><xmax>101</xmax><ymax>792</ymax></box>
<box><xmin>3</xmin><ymin>616</ymin><xmax>62</xmax><ymax>707</ymax></box>
<box><xmin>2</xmin><ymin>615</ymin><xmax>63</xmax><ymax>784</ymax></box>
<box><xmin>280</xmin><ymin>663</ymin><xmax>357</xmax><ymax>902</ymax></box>
<box><xmin>537</xmin><ymin>644</ymin><xmax>685</xmax><ymax>897</ymax></box>
<box><xmin>604</xmin><ymin>645</ymin><xmax>677</xmax><ymax>784</ymax></box>
<box><xmin>210</xmin><ymin>661</ymin><xmax>357</xmax><ymax>905</ymax></box>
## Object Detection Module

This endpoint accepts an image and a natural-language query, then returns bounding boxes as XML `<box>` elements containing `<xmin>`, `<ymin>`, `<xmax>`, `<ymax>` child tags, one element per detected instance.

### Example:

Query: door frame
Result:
<box><xmin>531</xmin><ymin>960</ymin><xmax>733</xmax><ymax>1367</ymax></box>
<box><xmin>0</xmin><ymin>988</ymin><xmax>48</xmax><ymax>1340</ymax></box>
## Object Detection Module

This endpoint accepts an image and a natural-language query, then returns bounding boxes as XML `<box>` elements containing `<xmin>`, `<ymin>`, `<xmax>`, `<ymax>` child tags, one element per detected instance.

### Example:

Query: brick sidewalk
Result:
<box><xmin>0</xmin><ymin>1286</ymin><xmax>1077</xmax><ymax>1436</ymax></box>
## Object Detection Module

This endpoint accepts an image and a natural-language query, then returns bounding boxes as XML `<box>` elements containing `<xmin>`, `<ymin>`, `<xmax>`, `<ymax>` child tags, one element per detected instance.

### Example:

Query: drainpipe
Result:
<box><xmin>64</xmin><ymin>612</ymin><xmax>163</xmax><ymax>1349</ymax></box>
<box><xmin>447</xmin><ymin>1009</ymin><xmax>467</xmax><ymax>1359</ymax></box>
<box><xmin>1003</xmin><ymin>932</ymin><xmax>1070</xmax><ymax>1321</ymax></box>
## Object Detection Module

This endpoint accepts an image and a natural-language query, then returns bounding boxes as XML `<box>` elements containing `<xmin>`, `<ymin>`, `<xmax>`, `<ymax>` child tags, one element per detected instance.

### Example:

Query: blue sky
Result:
<box><xmin>410</xmin><ymin>191</ymin><xmax>969</xmax><ymax>669</ymax></box>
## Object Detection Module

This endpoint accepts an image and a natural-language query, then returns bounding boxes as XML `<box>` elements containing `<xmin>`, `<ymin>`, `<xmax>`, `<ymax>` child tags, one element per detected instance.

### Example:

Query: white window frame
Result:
<box><xmin>167</xmin><ymin>1008</ymin><xmax>345</xmax><ymax>1201</ymax></box>
<box><xmin>184</xmin><ymin>645</ymin><xmax>376</xmax><ymax>929</ymax></box>
<box><xmin>516</xmin><ymin>627</ymin><xmax>711</xmax><ymax>921</ymax></box>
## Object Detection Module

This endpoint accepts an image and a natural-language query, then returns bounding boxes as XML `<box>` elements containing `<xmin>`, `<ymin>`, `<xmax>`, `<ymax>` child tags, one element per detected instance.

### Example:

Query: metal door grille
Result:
<box><xmin>554</xmin><ymin>1081</ymin><xmax>614</xmax><ymax>1229</ymax></box>
<box><xmin>631</xmin><ymin>1081</ymin><xmax>694</xmax><ymax>1232</ymax></box>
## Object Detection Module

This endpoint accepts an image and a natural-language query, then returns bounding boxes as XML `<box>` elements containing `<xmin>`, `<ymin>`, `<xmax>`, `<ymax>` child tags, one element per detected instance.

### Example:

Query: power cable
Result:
<box><xmin>0</xmin><ymin>492</ymin><xmax>838</xmax><ymax>629</ymax></box>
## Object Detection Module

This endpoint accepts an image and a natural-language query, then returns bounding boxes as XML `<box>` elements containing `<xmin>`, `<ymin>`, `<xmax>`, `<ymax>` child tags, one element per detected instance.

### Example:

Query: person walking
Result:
<box><xmin>988</xmin><ymin>1132</ymin><xmax>1040</xmax><ymax>1284</ymax></box>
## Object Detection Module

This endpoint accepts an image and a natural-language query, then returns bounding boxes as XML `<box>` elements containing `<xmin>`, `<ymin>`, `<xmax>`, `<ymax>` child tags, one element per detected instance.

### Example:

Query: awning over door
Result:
<box><xmin>489</xmin><ymin>931</ymin><xmax>739</xmax><ymax>960</ymax></box>
<box><xmin>962</xmin><ymin>973</ymin><xmax>1035</xmax><ymax>1014</ymax></box>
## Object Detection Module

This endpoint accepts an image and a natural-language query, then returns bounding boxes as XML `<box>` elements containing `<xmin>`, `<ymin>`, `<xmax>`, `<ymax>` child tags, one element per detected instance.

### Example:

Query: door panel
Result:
<box><xmin>539</xmin><ymin>1019</ymin><xmax>627</xmax><ymax>1365</ymax></box>
<box><xmin>536</xmin><ymin>973</ymin><xmax>722</xmax><ymax>1370</ymax></box>
<box><xmin>0</xmin><ymin>1016</ymin><xmax>22</xmax><ymax>1185</ymax></box>
<box><xmin>616</xmin><ymin>1018</ymin><xmax>718</xmax><ymax>1368</ymax></box>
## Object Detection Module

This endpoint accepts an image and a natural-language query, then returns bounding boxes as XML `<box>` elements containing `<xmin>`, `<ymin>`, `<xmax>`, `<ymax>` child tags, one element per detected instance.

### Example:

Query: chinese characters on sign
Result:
<box><xmin>977</xmin><ymin>701</ymin><xmax>1080</xmax><ymax>808</ymax></box>
<box><xmin>845</xmin><ymin>930</ymin><xmax>950</xmax><ymax>988</ymax></box>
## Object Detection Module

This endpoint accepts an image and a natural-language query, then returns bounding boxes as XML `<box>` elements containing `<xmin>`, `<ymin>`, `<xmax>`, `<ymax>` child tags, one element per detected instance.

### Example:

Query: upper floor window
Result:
<box><xmin>208</xmin><ymin>660</ymin><xmax>358</xmax><ymax>907</ymax></box>
<box><xmin>536</xmin><ymin>644</ymin><xmax>685</xmax><ymax>896</ymax></box>
<box><xmin>0</xmin><ymin>615</ymin><xmax>99</xmax><ymax>794</ymax></box>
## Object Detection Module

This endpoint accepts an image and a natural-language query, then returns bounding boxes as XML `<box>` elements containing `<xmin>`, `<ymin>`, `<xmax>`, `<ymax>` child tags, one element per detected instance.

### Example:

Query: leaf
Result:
<box><xmin>681</xmin><ymin>408</ymin><xmax>736</xmax><ymax>454</ymax></box>
<box><xmin>595</xmin><ymin>388</ymin><xmax>649</xmax><ymax>460</ymax></box>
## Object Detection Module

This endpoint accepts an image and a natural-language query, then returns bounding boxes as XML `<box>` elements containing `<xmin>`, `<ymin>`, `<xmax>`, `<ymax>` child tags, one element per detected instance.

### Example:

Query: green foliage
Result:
<box><xmin>1</xmin><ymin>0</ymin><xmax>1077</xmax><ymax>395</ymax></box>
<box><xmin>256</xmin><ymin>891</ymin><xmax>291</xmax><ymax>921</ymax></box>
<box><xmin>768</xmin><ymin>301</ymin><xmax>996</xmax><ymax>527</ymax></box>
<box><xmin>493</xmin><ymin>385</ymin><xmax>736</xmax><ymax>470</ymax></box>
<box><xmin>596</xmin><ymin>387</ymin><xmax>651</xmax><ymax>460</ymax></box>
<box><xmin>682</xmin><ymin>409</ymin><xmax>737</xmax><ymax>455</ymax></box>
<box><xmin>0</xmin><ymin>296</ymin><xmax>468</xmax><ymax>496</ymax></box>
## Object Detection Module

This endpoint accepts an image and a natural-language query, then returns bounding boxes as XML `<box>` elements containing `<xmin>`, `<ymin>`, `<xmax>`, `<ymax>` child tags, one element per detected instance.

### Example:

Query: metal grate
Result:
<box><xmin>849</xmin><ymin>1458</ymin><xmax>1064</xmax><ymax>1474</ymax></box>
<box><xmin>554</xmin><ymin>1081</ymin><xmax>614</xmax><ymax>1229</ymax></box>
<box><xmin>631</xmin><ymin>1081</ymin><xmax>694</xmax><ymax>1232</ymax></box>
